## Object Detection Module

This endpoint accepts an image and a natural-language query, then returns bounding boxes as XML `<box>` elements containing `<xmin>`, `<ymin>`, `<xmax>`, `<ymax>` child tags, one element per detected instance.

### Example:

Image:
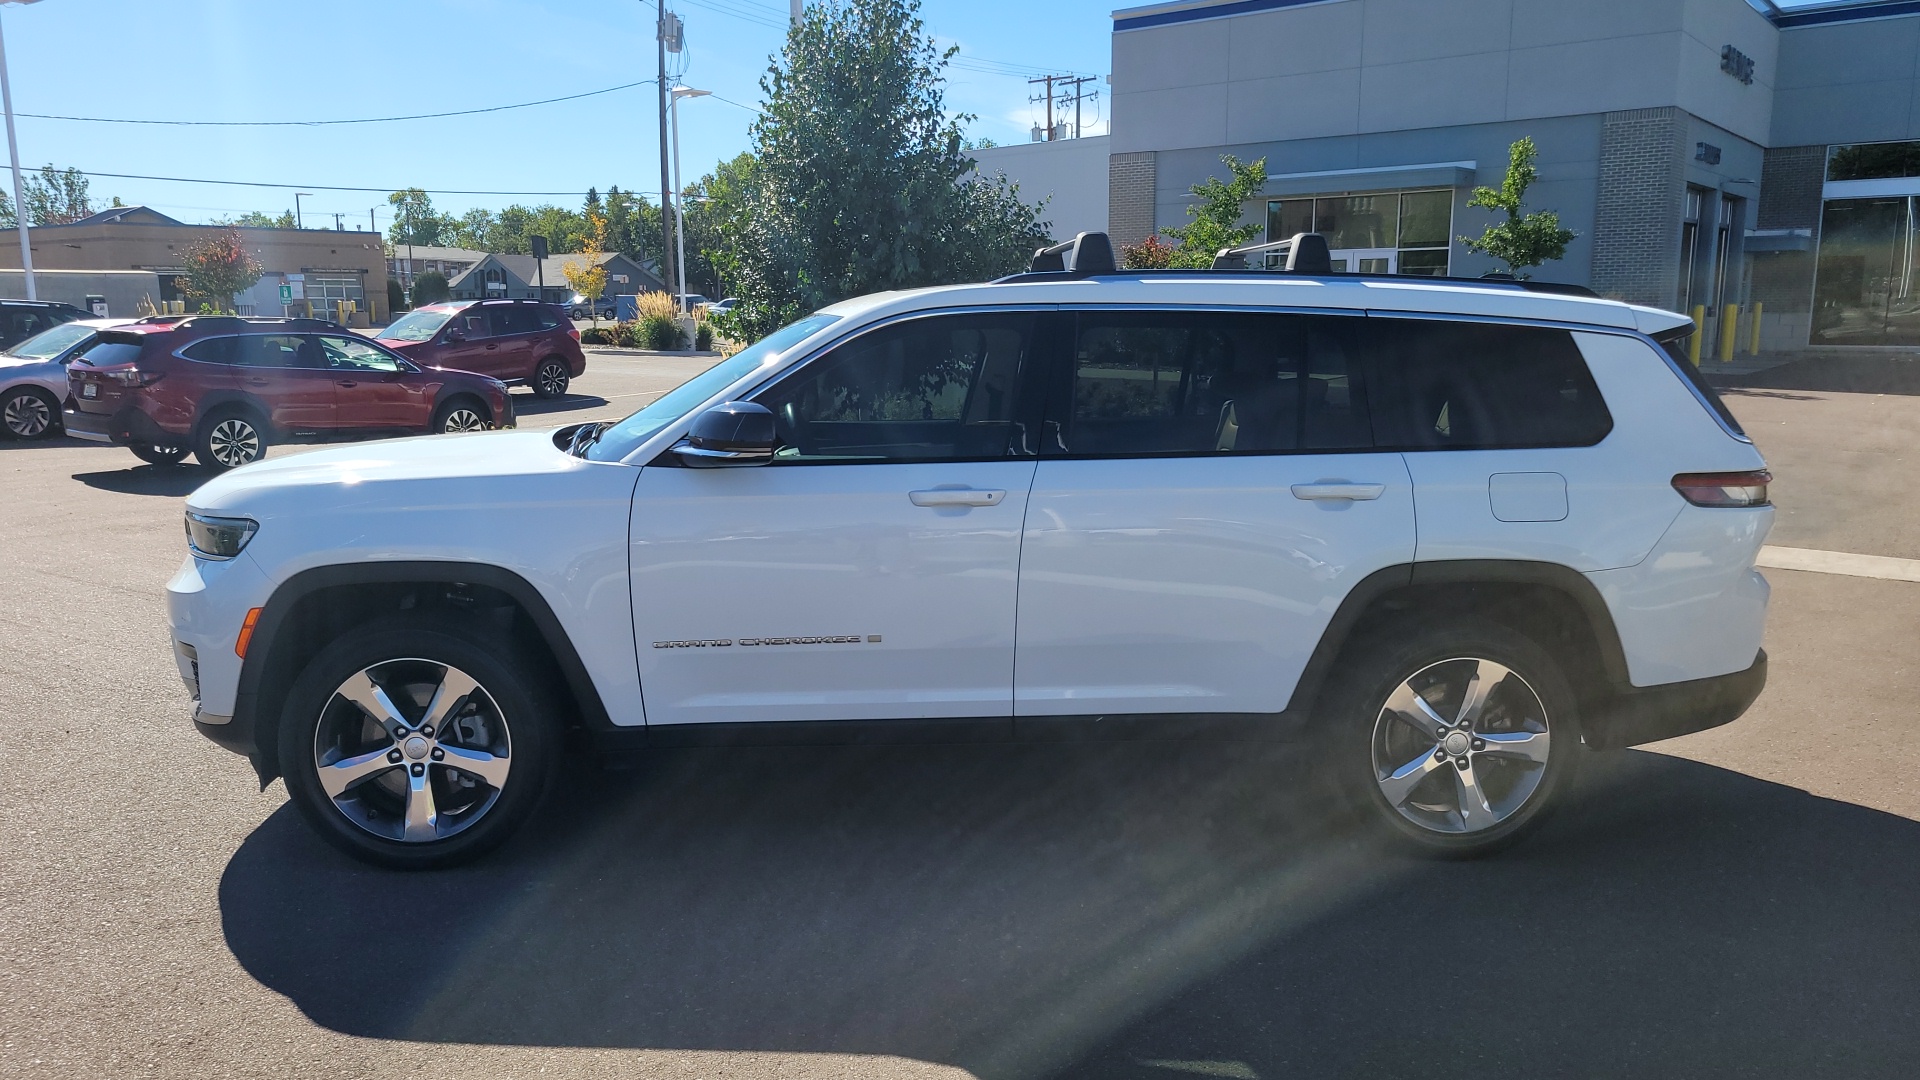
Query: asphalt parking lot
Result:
<box><xmin>4</xmin><ymin>354</ymin><xmax>1920</xmax><ymax>1079</ymax></box>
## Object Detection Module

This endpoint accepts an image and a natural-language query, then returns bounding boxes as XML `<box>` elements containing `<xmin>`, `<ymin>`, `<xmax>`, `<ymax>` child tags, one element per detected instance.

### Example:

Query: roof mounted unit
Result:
<box><xmin>1212</xmin><ymin>232</ymin><xmax>1333</xmax><ymax>274</ymax></box>
<box><xmin>1029</xmin><ymin>231</ymin><xmax>1118</xmax><ymax>275</ymax></box>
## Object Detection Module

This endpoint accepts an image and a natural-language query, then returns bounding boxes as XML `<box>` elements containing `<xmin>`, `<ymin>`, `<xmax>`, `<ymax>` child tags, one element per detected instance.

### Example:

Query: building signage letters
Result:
<box><xmin>1721</xmin><ymin>44</ymin><xmax>1755</xmax><ymax>85</ymax></box>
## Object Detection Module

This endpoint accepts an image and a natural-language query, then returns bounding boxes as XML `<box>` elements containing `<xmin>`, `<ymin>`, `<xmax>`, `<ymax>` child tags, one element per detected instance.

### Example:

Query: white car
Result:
<box><xmin>168</xmin><ymin>233</ymin><xmax>1772</xmax><ymax>868</ymax></box>
<box><xmin>0</xmin><ymin>318</ymin><xmax>130</xmax><ymax>439</ymax></box>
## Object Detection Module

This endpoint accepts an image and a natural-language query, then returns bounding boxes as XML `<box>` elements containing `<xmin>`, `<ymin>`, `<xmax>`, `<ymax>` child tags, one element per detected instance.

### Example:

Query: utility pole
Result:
<box><xmin>1031</xmin><ymin>74</ymin><xmax>1095</xmax><ymax>141</ymax></box>
<box><xmin>1062</xmin><ymin>75</ymin><xmax>1096</xmax><ymax>139</ymax></box>
<box><xmin>332</xmin><ymin>212</ymin><xmax>344</xmax><ymax>231</ymax></box>
<box><xmin>369</xmin><ymin>208</ymin><xmax>377</xmax><ymax>234</ymax></box>
<box><xmin>791</xmin><ymin>0</ymin><xmax>800</xmax><ymax>25</ymax></box>
<box><xmin>657</xmin><ymin>1</ymin><xmax>675</xmax><ymax>299</ymax></box>
<box><xmin>1028</xmin><ymin>74</ymin><xmax>1058</xmax><ymax>141</ymax></box>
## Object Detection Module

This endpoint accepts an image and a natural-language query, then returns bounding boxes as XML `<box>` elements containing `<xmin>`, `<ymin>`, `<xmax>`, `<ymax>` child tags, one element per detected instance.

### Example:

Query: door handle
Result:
<box><xmin>337</xmin><ymin>380</ymin><xmax>358</xmax><ymax>388</ymax></box>
<box><xmin>1291</xmin><ymin>482</ymin><xmax>1387</xmax><ymax>501</ymax></box>
<box><xmin>909</xmin><ymin>488</ymin><xmax>1005</xmax><ymax>508</ymax></box>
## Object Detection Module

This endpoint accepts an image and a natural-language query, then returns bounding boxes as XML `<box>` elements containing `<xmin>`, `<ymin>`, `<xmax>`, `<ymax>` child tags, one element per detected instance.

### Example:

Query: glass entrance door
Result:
<box><xmin>1332</xmin><ymin>248</ymin><xmax>1396</xmax><ymax>274</ymax></box>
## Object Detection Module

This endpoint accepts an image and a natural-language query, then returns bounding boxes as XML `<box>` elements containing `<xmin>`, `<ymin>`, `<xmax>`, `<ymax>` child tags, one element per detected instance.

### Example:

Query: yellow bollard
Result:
<box><xmin>1719</xmin><ymin>304</ymin><xmax>1739</xmax><ymax>364</ymax></box>
<box><xmin>1690</xmin><ymin>305</ymin><xmax>1706</xmax><ymax>366</ymax></box>
<box><xmin>1748</xmin><ymin>301</ymin><xmax>1763</xmax><ymax>355</ymax></box>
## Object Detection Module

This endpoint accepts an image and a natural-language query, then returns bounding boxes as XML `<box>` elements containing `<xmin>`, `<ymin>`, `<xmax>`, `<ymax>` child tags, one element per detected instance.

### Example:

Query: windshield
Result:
<box><xmin>585</xmin><ymin>313</ymin><xmax>839</xmax><ymax>461</ymax></box>
<box><xmin>378</xmin><ymin>309</ymin><xmax>456</xmax><ymax>342</ymax></box>
<box><xmin>5</xmin><ymin>321</ymin><xmax>98</xmax><ymax>360</ymax></box>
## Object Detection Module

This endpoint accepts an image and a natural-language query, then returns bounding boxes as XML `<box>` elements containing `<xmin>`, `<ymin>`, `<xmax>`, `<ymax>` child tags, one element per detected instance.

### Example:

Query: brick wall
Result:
<box><xmin>1591</xmin><ymin>107</ymin><xmax>1686</xmax><ymax>308</ymax></box>
<box><xmin>1108</xmin><ymin>152</ymin><xmax>1157</xmax><ymax>248</ymax></box>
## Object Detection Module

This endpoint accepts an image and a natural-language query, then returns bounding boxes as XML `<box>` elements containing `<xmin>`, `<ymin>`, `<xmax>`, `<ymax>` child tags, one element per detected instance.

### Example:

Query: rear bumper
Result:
<box><xmin>62</xmin><ymin>403</ymin><xmax>180</xmax><ymax>446</ymax></box>
<box><xmin>1585</xmin><ymin>649</ymin><xmax>1768</xmax><ymax>750</ymax></box>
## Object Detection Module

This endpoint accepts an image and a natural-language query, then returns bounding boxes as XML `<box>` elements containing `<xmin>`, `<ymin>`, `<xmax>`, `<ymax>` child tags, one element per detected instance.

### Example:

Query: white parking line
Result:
<box><xmin>1757</xmin><ymin>545</ymin><xmax>1920</xmax><ymax>583</ymax></box>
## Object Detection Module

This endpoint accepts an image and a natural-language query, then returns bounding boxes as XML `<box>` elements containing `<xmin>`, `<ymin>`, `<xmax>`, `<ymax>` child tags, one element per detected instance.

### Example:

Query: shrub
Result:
<box><xmin>386</xmin><ymin>279</ymin><xmax>406</xmax><ymax>313</ymax></box>
<box><xmin>411</xmin><ymin>270</ymin><xmax>450</xmax><ymax>305</ymax></box>
<box><xmin>634</xmin><ymin>290</ymin><xmax>677</xmax><ymax>321</ymax></box>
<box><xmin>579</xmin><ymin>325</ymin><xmax>612</xmax><ymax>345</ymax></box>
<box><xmin>1121</xmin><ymin>235</ymin><xmax>1176</xmax><ymax>270</ymax></box>
<box><xmin>642</xmin><ymin>314</ymin><xmax>679</xmax><ymax>351</ymax></box>
<box><xmin>694</xmin><ymin>321</ymin><xmax>713</xmax><ymax>351</ymax></box>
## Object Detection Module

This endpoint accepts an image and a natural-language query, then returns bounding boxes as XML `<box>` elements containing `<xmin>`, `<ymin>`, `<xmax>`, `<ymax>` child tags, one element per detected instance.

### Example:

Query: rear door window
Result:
<box><xmin>1361</xmin><ymin>319</ymin><xmax>1612</xmax><ymax>450</ymax></box>
<box><xmin>180</xmin><ymin>337</ymin><xmax>237</xmax><ymax>365</ymax></box>
<box><xmin>231</xmin><ymin>334</ymin><xmax>323</xmax><ymax>369</ymax></box>
<box><xmin>489</xmin><ymin>305</ymin><xmax>541</xmax><ymax>337</ymax></box>
<box><xmin>1046</xmin><ymin>310</ymin><xmax>1372</xmax><ymax>456</ymax></box>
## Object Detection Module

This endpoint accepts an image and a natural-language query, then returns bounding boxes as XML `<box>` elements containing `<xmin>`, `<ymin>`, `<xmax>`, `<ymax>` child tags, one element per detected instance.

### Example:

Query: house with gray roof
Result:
<box><xmin>447</xmin><ymin>252</ymin><xmax>663</xmax><ymax>304</ymax></box>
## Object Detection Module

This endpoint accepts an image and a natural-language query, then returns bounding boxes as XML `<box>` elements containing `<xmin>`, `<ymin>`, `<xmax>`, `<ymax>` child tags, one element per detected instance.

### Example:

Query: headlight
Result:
<box><xmin>185</xmin><ymin>511</ymin><xmax>258</xmax><ymax>560</ymax></box>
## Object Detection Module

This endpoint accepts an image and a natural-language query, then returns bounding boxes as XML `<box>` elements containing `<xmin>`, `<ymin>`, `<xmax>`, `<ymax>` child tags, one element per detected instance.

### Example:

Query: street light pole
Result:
<box><xmin>670</xmin><ymin>86</ymin><xmax>709</xmax><ymax>313</ymax></box>
<box><xmin>294</xmin><ymin>191</ymin><xmax>312</xmax><ymax>230</ymax></box>
<box><xmin>657</xmin><ymin>1</ymin><xmax>675</xmax><ymax>301</ymax></box>
<box><xmin>0</xmin><ymin>0</ymin><xmax>45</xmax><ymax>302</ymax></box>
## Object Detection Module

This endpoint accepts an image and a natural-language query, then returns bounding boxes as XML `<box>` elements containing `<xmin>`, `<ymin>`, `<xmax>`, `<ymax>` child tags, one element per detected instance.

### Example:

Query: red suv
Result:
<box><xmin>374</xmin><ymin>299</ymin><xmax>584</xmax><ymax>398</ymax></box>
<box><xmin>63</xmin><ymin>315</ymin><xmax>513</xmax><ymax>470</ymax></box>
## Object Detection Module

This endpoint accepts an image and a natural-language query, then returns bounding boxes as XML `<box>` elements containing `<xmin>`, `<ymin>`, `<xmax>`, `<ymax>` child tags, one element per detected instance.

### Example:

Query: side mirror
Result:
<box><xmin>444</xmin><ymin>327</ymin><xmax>467</xmax><ymax>343</ymax></box>
<box><xmin>674</xmin><ymin>401</ymin><xmax>775</xmax><ymax>467</ymax></box>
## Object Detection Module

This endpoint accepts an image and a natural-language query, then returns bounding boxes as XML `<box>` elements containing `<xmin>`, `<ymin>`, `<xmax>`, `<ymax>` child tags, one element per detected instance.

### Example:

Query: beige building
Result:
<box><xmin>0</xmin><ymin>206</ymin><xmax>389</xmax><ymax>323</ymax></box>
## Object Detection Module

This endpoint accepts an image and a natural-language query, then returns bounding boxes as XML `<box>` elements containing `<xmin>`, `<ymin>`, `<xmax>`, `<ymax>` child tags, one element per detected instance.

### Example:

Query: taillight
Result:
<box><xmin>1673</xmin><ymin>470</ymin><xmax>1771</xmax><ymax>507</ymax></box>
<box><xmin>567</xmin><ymin>327</ymin><xmax>581</xmax><ymax>342</ymax></box>
<box><xmin>103</xmin><ymin>367</ymin><xmax>162</xmax><ymax>387</ymax></box>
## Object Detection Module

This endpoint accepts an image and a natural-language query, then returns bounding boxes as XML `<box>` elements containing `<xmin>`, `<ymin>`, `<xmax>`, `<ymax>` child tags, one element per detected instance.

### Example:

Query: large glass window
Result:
<box><xmin>1363</xmin><ymin>320</ymin><xmax>1612</xmax><ymax>450</ymax></box>
<box><xmin>1265</xmin><ymin>188</ymin><xmax>1453</xmax><ymax>275</ymax></box>
<box><xmin>757</xmin><ymin>312</ymin><xmax>1039</xmax><ymax>463</ymax></box>
<box><xmin>1812</xmin><ymin>196</ymin><xmax>1920</xmax><ymax>345</ymax></box>
<box><xmin>1827</xmin><ymin>141</ymin><xmax>1920</xmax><ymax>182</ymax></box>
<box><xmin>1049</xmin><ymin>311</ymin><xmax>1370</xmax><ymax>457</ymax></box>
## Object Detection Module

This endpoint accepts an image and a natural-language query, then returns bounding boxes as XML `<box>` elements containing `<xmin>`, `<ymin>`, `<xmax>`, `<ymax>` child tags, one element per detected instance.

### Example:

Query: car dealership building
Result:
<box><xmin>985</xmin><ymin>0</ymin><xmax>1920</xmax><ymax>352</ymax></box>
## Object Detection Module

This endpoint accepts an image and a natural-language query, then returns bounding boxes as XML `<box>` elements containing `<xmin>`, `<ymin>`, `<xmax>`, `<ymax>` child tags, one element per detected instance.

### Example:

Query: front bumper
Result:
<box><xmin>1585</xmin><ymin>649</ymin><xmax>1768</xmax><ymax>750</ymax></box>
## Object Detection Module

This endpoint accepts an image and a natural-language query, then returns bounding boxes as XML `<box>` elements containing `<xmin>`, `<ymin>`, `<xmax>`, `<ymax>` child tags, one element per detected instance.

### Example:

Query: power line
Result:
<box><xmin>16</xmin><ymin>80</ymin><xmax>658</xmax><ymax>127</ymax></box>
<box><xmin>68</xmin><ymin>170</ymin><xmax>667</xmax><ymax>199</ymax></box>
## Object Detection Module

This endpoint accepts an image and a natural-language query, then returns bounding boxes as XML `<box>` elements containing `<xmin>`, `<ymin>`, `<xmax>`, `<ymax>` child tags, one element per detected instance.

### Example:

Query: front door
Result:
<box><xmin>317</xmin><ymin>334</ymin><xmax>424</xmax><ymax>429</ymax></box>
<box><xmin>1013</xmin><ymin>309</ymin><xmax>1416</xmax><ymax>718</ymax></box>
<box><xmin>629</xmin><ymin>309</ymin><xmax>1050</xmax><ymax>727</ymax></box>
<box><xmin>433</xmin><ymin>308</ymin><xmax>497</xmax><ymax>377</ymax></box>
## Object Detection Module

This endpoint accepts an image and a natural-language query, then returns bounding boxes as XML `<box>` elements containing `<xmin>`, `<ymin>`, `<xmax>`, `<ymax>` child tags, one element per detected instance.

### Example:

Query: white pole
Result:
<box><xmin>0</xmin><ymin>9</ymin><xmax>36</xmax><ymax>301</ymax></box>
<box><xmin>671</xmin><ymin>91</ymin><xmax>686</xmax><ymax>313</ymax></box>
<box><xmin>791</xmin><ymin>0</ymin><xmax>801</xmax><ymax>25</ymax></box>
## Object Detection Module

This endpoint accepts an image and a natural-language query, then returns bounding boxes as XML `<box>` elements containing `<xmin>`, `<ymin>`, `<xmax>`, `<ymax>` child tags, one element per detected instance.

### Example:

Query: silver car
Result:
<box><xmin>0</xmin><ymin>318</ymin><xmax>132</xmax><ymax>439</ymax></box>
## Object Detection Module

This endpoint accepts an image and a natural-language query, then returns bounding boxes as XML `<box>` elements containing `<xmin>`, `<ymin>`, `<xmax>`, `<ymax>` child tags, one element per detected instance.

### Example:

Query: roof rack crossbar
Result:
<box><xmin>1029</xmin><ymin>231</ymin><xmax>1118</xmax><ymax>276</ymax></box>
<box><xmin>1212</xmin><ymin>232</ymin><xmax>1333</xmax><ymax>274</ymax></box>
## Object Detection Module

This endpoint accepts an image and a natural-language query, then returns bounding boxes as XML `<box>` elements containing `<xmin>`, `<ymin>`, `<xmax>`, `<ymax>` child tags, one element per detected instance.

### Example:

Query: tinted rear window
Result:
<box><xmin>1363</xmin><ymin>319</ymin><xmax>1613</xmax><ymax>450</ymax></box>
<box><xmin>76</xmin><ymin>341</ymin><xmax>144</xmax><ymax>367</ymax></box>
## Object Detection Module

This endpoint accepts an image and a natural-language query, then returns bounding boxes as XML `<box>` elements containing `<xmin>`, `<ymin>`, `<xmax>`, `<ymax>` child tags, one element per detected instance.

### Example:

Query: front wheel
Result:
<box><xmin>195</xmin><ymin>409</ymin><xmax>268</xmax><ymax>470</ymax></box>
<box><xmin>1</xmin><ymin>386</ymin><xmax>57</xmax><ymax>439</ymax></box>
<box><xmin>532</xmin><ymin>358</ymin><xmax>571</xmax><ymax>399</ymax></box>
<box><xmin>433</xmin><ymin>397</ymin><xmax>490</xmax><ymax>434</ymax></box>
<box><xmin>1323</xmin><ymin>617</ymin><xmax>1580</xmax><ymax>857</ymax></box>
<box><xmin>278</xmin><ymin>616</ymin><xmax>561</xmax><ymax>868</ymax></box>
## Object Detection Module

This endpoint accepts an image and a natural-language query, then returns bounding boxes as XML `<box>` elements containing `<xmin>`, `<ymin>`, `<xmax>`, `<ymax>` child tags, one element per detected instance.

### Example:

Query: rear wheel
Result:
<box><xmin>130</xmin><ymin>442</ymin><xmax>190</xmax><ymax>466</ymax></box>
<box><xmin>532</xmin><ymin>358</ymin><xmax>570</xmax><ymax>399</ymax></box>
<box><xmin>195</xmin><ymin>409</ymin><xmax>267</xmax><ymax>470</ymax></box>
<box><xmin>278</xmin><ymin>616</ymin><xmax>561</xmax><ymax>868</ymax></box>
<box><xmin>433</xmin><ymin>397</ymin><xmax>490</xmax><ymax>434</ymax></box>
<box><xmin>1</xmin><ymin>386</ymin><xmax>56</xmax><ymax>439</ymax></box>
<box><xmin>1322</xmin><ymin>617</ymin><xmax>1580</xmax><ymax>857</ymax></box>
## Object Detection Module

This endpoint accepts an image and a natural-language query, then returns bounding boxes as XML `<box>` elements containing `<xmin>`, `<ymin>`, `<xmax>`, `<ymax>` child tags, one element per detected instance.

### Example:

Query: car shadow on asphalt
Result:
<box><xmin>219</xmin><ymin>742</ymin><xmax>1920</xmax><ymax>1079</ymax></box>
<box><xmin>71</xmin><ymin>464</ymin><xmax>211</xmax><ymax>496</ymax></box>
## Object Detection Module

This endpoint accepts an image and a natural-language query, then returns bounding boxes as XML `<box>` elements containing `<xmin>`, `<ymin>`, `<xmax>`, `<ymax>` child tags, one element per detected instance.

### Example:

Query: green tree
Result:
<box><xmin>179</xmin><ymin>226</ymin><xmax>264</xmax><ymax>309</ymax></box>
<box><xmin>726</xmin><ymin>0</ymin><xmax>1047</xmax><ymax>337</ymax></box>
<box><xmin>683</xmin><ymin>152</ymin><xmax>758</xmax><ymax>299</ymax></box>
<box><xmin>227</xmin><ymin>209</ymin><xmax>297</xmax><ymax>228</ymax></box>
<box><xmin>387</xmin><ymin>188</ymin><xmax>444</xmax><ymax>247</ymax></box>
<box><xmin>411</xmin><ymin>270</ymin><xmax>450</xmax><ymax>305</ymax></box>
<box><xmin>1161</xmin><ymin>154</ymin><xmax>1267</xmax><ymax>268</ymax></box>
<box><xmin>387</xmin><ymin>278</ymin><xmax>407</xmax><ymax>313</ymax></box>
<box><xmin>444</xmin><ymin>208</ymin><xmax>496</xmax><ymax>250</ymax></box>
<box><xmin>1459</xmin><ymin>137</ymin><xmax>1575</xmax><ymax>277</ymax></box>
<box><xmin>0</xmin><ymin>164</ymin><xmax>100</xmax><ymax>227</ymax></box>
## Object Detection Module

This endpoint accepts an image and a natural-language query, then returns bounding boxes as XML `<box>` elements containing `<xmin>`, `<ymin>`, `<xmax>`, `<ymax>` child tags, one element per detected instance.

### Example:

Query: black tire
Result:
<box><xmin>1320</xmin><ymin>616</ymin><xmax>1580</xmax><ymax>858</ymax></box>
<box><xmin>0</xmin><ymin>386</ymin><xmax>58</xmax><ymax>439</ymax></box>
<box><xmin>130</xmin><ymin>442</ymin><xmax>190</xmax><ymax>466</ymax></box>
<box><xmin>277</xmin><ymin>614</ymin><xmax>562</xmax><ymax>869</ymax></box>
<box><xmin>195</xmin><ymin>407</ymin><xmax>268</xmax><ymax>470</ymax></box>
<box><xmin>432</xmin><ymin>396</ymin><xmax>491</xmax><ymax>434</ymax></box>
<box><xmin>532</xmin><ymin>358</ymin><xmax>571</xmax><ymax>399</ymax></box>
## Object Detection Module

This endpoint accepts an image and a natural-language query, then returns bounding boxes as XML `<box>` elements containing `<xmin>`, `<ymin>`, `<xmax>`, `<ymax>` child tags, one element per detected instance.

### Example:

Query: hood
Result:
<box><xmin>187</xmin><ymin>429</ymin><xmax>579</xmax><ymax>516</ymax></box>
<box><xmin>0</xmin><ymin>353</ymin><xmax>57</xmax><ymax>371</ymax></box>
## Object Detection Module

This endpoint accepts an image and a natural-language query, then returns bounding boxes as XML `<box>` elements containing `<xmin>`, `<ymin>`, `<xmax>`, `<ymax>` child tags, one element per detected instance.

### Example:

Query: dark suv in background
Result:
<box><xmin>374</xmin><ymin>299</ymin><xmax>585</xmax><ymax>398</ymax></box>
<box><xmin>0</xmin><ymin>299</ymin><xmax>87</xmax><ymax>351</ymax></box>
<box><xmin>63</xmin><ymin>315</ymin><xmax>512</xmax><ymax>469</ymax></box>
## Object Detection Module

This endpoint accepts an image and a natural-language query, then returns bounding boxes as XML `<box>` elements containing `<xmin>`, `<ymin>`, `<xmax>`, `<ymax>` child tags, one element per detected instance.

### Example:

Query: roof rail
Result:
<box><xmin>1029</xmin><ymin>231</ymin><xmax>1118</xmax><ymax>275</ymax></box>
<box><xmin>1212</xmin><ymin>232</ymin><xmax>1333</xmax><ymax>273</ymax></box>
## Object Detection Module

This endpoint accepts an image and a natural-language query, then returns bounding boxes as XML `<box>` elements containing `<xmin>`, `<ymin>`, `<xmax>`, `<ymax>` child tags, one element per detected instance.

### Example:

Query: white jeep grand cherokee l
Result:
<box><xmin>169</xmin><ymin>234</ymin><xmax>1771</xmax><ymax>868</ymax></box>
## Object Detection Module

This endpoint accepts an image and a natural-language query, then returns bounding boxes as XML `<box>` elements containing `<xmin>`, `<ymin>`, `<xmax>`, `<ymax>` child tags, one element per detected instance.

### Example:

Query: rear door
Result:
<box><xmin>485</xmin><ymin>305</ymin><xmax>539</xmax><ymax>382</ymax></box>
<box><xmin>1013</xmin><ymin>308</ymin><xmax>1416</xmax><ymax>719</ymax></box>
<box><xmin>230</xmin><ymin>333</ymin><xmax>336</xmax><ymax>430</ymax></box>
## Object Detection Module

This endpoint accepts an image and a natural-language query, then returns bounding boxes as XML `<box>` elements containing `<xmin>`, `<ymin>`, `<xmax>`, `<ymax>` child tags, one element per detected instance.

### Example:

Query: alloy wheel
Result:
<box><xmin>536</xmin><ymin>362</ymin><xmax>568</xmax><ymax>397</ymax></box>
<box><xmin>312</xmin><ymin>658</ymin><xmax>512</xmax><ymax>843</ymax></box>
<box><xmin>441</xmin><ymin>407</ymin><xmax>486</xmax><ymax>433</ymax></box>
<box><xmin>1370</xmin><ymin>657</ymin><xmax>1553</xmax><ymax>835</ymax></box>
<box><xmin>208</xmin><ymin>418</ymin><xmax>262</xmax><ymax>467</ymax></box>
<box><xmin>3</xmin><ymin>392</ymin><xmax>51</xmax><ymax>437</ymax></box>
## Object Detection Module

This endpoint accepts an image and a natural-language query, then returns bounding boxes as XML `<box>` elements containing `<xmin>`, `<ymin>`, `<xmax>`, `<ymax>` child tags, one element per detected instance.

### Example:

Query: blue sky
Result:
<box><xmin>0</xmin><ymin>0</ymin><xmax>1114</xmax><ymax>229</ymax></box>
